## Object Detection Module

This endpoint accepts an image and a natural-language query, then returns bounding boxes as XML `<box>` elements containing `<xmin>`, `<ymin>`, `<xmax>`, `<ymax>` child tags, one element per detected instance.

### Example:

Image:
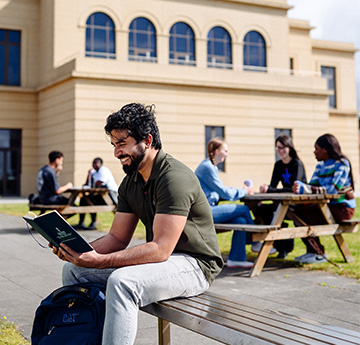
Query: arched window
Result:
<box><xmin>86</xmin><ymin>12</ymin><xmax>115</xmax><ymax>59</ymax></box>
<box><xmin>207</xmin><ymin>26</ymin><xmax>232</xmax><ymax>69</ymax></box>
<box><xmin>243</xmin><ymin>31</ymin><xmax>266</xmax><ymax>71</ymax></box>
<box><xmin>129</xmin><ymin>17</ymin><xmax>157</xmax><ymax>63</ymax></box>
<box><xmin>169</xmin><ymin>22</ymin><xmax>195</xmax><ymax>66</ymax></box>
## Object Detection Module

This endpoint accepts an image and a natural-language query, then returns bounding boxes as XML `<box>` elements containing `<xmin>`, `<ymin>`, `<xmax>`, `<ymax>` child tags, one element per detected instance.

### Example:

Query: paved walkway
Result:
<box><xmin>0</xmin><ymin>211</ymin><xmax>359</xmax><ymax>344</ymax></box>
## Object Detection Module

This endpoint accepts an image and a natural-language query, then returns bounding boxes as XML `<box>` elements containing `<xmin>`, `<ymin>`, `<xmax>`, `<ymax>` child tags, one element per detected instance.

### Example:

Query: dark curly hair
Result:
<box><xmin>104</xmin><ymin>103</ymin><xmax>162</xmax><ymax>150</ymax></box>
<box><xmin>48</xmin><ymin>151</ymin><xmax>63</xmax><ymax>163</ymax></box>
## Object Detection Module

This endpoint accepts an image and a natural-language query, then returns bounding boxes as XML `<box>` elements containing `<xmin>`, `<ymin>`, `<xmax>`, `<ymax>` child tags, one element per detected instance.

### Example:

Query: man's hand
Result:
<box><xmin>59</xmin><ymin>243</ymin><xmax>105</xmax><ymax>268</ymax></box>
<box><xmin>50</xmin><ymin>243</ymin><xmax>104</xmax><ymax>268</ymax></box>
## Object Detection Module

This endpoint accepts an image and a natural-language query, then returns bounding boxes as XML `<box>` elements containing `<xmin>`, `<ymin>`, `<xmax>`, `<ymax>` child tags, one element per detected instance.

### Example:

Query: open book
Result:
<box><xmin>23</xmin><ymin>210</ymin><xmax>93</xmax><ymax>253</ymax></box>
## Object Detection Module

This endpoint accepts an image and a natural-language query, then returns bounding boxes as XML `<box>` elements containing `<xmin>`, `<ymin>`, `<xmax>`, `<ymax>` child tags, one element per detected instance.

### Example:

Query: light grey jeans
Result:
<box><xmin>62</xmin><ymin>253</ymin><xmax>210</xmax><ymax>345</ymax></box>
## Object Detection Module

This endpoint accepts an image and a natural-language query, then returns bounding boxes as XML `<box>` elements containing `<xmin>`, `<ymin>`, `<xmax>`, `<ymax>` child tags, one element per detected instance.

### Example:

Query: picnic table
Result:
<box><xmin>215</xmin><ymin>193</ymin><xmax>359</xmax><ymax>277</ymax></box>
<box><xmin>29</xmin><ymin>187</ymin><xmax>117</xmax><ymax>216</ymax></box>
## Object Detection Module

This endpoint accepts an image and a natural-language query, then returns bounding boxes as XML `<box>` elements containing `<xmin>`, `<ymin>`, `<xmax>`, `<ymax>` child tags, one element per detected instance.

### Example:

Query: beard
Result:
<box><xmin>120</xmin><ymin>144</ymin><xmax>146</xmax><ymax>175</ymax></box>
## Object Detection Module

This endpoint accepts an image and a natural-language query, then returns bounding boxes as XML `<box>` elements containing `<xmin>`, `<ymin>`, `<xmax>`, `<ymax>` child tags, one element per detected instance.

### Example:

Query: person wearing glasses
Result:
<box><xmin>257</xmin><ymin>135</ymin><xmax>307</xmax><ymax>258</ymax></box>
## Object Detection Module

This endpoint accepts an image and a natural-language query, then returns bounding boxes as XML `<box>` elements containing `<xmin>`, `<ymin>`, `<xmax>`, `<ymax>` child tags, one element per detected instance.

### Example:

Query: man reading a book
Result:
<box><xmin>37</xmin><ymin>151</ymin><xmax>73</xmax><ymax>205</ymax></box>
<box><xmin>52</xmin><ymin>103</ymin><xmax>223</xmax><ymax>345</ymax></box>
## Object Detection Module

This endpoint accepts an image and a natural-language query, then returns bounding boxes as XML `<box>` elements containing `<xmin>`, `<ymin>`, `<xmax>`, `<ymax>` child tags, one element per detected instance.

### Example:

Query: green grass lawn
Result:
<box><xmin>0</xmin><ymin>317</ymin><xmax>30</xmax><ymax>345</ymax></box>
<box><xmin>0</xmin><ymin>201</ymin><xmax>359</xmax><ymax>280</ymax></box>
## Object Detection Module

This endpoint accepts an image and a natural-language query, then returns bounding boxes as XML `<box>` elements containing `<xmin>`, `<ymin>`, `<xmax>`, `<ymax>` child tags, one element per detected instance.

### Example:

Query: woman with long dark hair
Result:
<box><xmin>293</xmin><ymin>133</ymin><xmax>356</xmax><ymax>264</ymax></box>
<box><xmin>256</xmin><ymin>135</ymin><xmax>307</xmax><ymax>258</ymax></box>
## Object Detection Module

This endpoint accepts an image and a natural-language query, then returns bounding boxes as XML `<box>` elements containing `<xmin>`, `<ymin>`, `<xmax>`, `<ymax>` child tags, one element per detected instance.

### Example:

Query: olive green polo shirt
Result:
<box><xmin>117</xmin><ymin>149</ymin><xmax>223</xmax><ymax>284</ymax></box>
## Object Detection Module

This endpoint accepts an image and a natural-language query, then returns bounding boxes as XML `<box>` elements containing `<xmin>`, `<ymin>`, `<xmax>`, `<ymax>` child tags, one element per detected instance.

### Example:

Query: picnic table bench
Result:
<box><xmin>141</xmin><ymin>291</ymin><xmax>360</xmax><ymax>345</ymax></box>
<box><xmin>29</xmin><ymin>187</ymin><xmax>116</xmax><ymax>216</ymax></box>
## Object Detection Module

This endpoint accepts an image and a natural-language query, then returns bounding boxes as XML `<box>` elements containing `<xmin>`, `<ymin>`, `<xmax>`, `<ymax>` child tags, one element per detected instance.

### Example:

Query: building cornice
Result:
<box><xmin>312</xmin><ymin>39</ymin><xmax>358</xmax><ymax>54</ymax></box>
<box><xmin>37</xmin><ymin>68</ymin><xmax>329</xmax><ymax>99</ymax></box>
<box><xmin>329</xmin><ymin>109</ymin><xmax>358</xmax><ymax>117</ymax></box>
<box><xmin>288</xmin><ymin>18</ymin><xmax>314</xmax><ymax>31</ymax></box>
<box><xmin>209</xmin><ymin>0</ymin><xmax>291</xmax><ymax>10</ymax></box>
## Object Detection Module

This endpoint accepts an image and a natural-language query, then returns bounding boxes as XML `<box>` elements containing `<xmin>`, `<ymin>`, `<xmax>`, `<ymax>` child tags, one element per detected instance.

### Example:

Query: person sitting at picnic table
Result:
<box><xmin>256</xmin><ymin>135</ymin><xmax>307</xmax><ymax>258</ymax></box>
<box><xmin>292</xmin><ymin>133</ymin><xmax>356</xmax><ymax>264</ymax></box>
<box><xmin>36</xmin><ymin>150</ymin><xmax>73</xmax><ymax>205</ymax></box>
<box><xmin>195</xmin><ymin>137</ymin><xmax>276</xmax><ymax>269</ymax></box>
<box><xmin>74</xmin><ymin>157</ymin><xmax>118</xmax><ymax>230</ymax></box>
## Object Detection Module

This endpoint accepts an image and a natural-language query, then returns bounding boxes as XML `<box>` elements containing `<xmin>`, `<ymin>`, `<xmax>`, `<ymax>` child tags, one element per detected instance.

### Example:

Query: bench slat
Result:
<box><xmin>143</xmin><ymin>302</ymin><xmax>290</xmax><ymax>345</ymax></box>
<box><xmin>339</xmin><ymin>219</ymin><xmax>360</xmax><ymax>225</ymax></box>
<box><xmin>196</xmin><ymin>293</ymin><xmax>359</xmax><ymax>344</ymax></box>
<box><xmin>142</xmin><ymin>292</ymin><xmax>360</xmax><ymax>345</ymax></box>
<box><xmin>171</xmin><ymin>296</ymin><xmax>353</xmax><ymax>345</ymax></box>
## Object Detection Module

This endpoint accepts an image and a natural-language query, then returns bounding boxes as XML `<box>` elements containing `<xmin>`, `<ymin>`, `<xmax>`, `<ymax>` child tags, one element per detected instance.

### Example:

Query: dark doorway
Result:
<box><xmin>0</xmin><ymin>129</ymin><xmax>21</xmax><ymax>196</ymax></box>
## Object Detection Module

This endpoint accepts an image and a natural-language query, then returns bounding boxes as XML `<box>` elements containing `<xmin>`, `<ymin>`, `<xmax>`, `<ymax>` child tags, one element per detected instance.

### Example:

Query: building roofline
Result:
<box><xmin>312</xmin><ymin>39</ymin><xmax>358</xmax><ymax>53</ymax></box>
<box><xmin>211</xmin><ymin>0</ymin><xmax>291</xmax><ymax>10</ymax></box>
<box><xmin>288</xmin><ymin>18</ymin><xmax>315</xmax><ymax>31</ymax></box>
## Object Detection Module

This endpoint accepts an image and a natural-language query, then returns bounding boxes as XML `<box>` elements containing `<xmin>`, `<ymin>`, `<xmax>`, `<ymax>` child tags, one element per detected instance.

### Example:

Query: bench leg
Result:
<box><xmin>333</xmin><ymin>234</ymin><xmax>354</xmax><ymax>263</ymax></box>
<box><xmin>158</xmin><ymin>318</ymin><xmax>171</xmax><ymax>345</ymax></box>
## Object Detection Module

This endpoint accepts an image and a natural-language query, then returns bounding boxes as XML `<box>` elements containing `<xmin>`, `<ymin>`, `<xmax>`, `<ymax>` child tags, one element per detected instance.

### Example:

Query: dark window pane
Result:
<box><xmin>9</xmin><ymin>46</ymin><xmax>20</xmax><ymax>85</ymax></box>
<box><xmin>85</xmin><ymin>12</ymin><xmax>115</xmax><ymax>59</ymax></box>
<box><xmin>169</xmin><ymin>22</ymin><xmax>195</xmax><ymax>65</ymax></box>
<box><xmin>8</xmin><ymin>31</ymin><xmax>20</xmax><ymax>43</ymax></box>
<box><xmin>0</xmin><ymin>29</ymin><xmax>21</xmax><ymax>86</ymax></box>
<box><xmin>0</xmin><ymin>45</ymin><xmax>4</xmax><ymax>84</ymax></box>
<box><xmin>321</xmin><ymin>66</ymin><xmax>336</xmax><ymax>108</ymax></box>
<box><xmin>243</xmin><ymin>30</ymin><xmax>266</xmax><ymax>71</ymax></box>
<box><xmin>128</xmin><ymin>17</ymin><xmax>157</xmax><ymax>62</ymax></box>
<box><xmin>207</xmin><ymin>26</ymin><xmax>231</xmax><ymax>68</ymax></box>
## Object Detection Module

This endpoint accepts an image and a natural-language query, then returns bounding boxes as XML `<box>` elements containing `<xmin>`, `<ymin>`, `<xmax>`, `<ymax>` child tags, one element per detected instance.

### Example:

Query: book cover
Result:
<box><xmin>23</xmin><ymin>210</ymin><xmax>93</xmax><ymax>253</ymax></box>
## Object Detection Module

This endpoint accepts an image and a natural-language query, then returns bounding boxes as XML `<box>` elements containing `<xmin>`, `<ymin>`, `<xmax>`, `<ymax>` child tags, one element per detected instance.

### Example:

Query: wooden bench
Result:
<box><xmin>141</xmin><ymin>291</ymin><xmax>360</xmax><ymax>345</ymax></box>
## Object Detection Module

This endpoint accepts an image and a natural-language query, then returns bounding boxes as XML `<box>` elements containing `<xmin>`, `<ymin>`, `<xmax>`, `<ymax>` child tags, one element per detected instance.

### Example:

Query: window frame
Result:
<box><xmin>85</xmin><ymin>12</ymin><xmax>116</xmax><ymax>59</ymax></box>
<box><xmin>0</xmin><ymin>29</ymin><xmax>21</xmax><ymax>86</ymax></box>
<box><xmin>128</xmin><ymin>17</ymin><xmax>157</xmax><ymax>63</ymax></box>
<box><xmin>321</xmin><ymin>66</ymin><xmax>336</xmax><ymax>109</ymax></box>
<box><xmin>169</xmin><ymin>22</ymin><xmax>196</xmax><ymax>66</ymax></box>
<box><xmin>243</xmin><ymin>31</ymin><xmax>266</xmax><ymax>72</ymax></box>
<box><xmin>207</xmin><ymin>26</ymin><xmax>232</xmax><ymax>69</ymax></box>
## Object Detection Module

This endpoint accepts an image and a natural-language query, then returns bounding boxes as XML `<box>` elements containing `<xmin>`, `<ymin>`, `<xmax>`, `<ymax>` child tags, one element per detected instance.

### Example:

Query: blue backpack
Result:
<box><xmin>31</xmin><ymin>283</ymin><xmax>106</xmax><ymax>345</ymax></box>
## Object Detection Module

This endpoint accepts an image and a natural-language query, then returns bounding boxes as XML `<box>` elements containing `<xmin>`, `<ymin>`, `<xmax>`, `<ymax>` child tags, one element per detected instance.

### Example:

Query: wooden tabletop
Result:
<box><xmin>243</xmin><ymin>192</ymin><xmax>340</xmax><ymax>202</ymax></box>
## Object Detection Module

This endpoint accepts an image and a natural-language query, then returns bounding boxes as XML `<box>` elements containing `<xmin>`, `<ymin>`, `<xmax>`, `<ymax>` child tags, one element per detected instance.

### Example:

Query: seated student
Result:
<box><xmin>195</xmin><ymin>137</ymin><xmax>275</xmax><ymax>268</ymax></box>
<box><xmin>257</xmin><ymin>135</ymin><xmax>307</xmax><ymax>258</ymax></box>
<box><xmin>37</xmin><ymin>151</ymin><xmax>73</xmax><ymax>205</ymax></box>
<box><xmin>293</xmin><ymin>133</ymin><xmax>356</xmax><ymax>264</ymax></box>
<box><xmin>75</xmin><ymin>157</ymin><xmax>118</xmax><ymax>230</ymax></box>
